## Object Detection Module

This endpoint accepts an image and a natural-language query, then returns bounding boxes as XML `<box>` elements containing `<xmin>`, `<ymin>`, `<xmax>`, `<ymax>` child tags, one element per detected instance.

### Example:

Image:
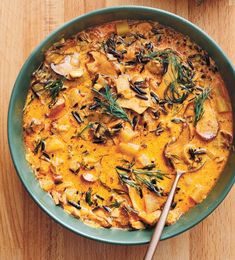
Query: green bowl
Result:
<box><xmin>8</xmin><ymin>6</ymin><xmax>235</xmax><ymax>245</ymax></box>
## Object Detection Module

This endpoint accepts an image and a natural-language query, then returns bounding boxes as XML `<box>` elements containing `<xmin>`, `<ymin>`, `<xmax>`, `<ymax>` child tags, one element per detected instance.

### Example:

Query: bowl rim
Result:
<box><xmin>8</xmin><ymin>5</ymin><xmax>235</xmax><ymax>245</ymax></box>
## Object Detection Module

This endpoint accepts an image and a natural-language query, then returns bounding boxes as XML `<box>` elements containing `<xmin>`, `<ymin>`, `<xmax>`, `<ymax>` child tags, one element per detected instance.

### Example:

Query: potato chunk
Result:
<box><xmin>46</xmin><ymin>137</ymin><xmax>65</xmax><ymax>153</ymax></box>
<box><xmin>119</xmin><ymin>126</ymin><xmax>136</xmax><ymax>142</ymax></box>
<box><xmin>118</xmin><ymin>142</ymin><xmax>140</xmax><ymax>156</ymax></box>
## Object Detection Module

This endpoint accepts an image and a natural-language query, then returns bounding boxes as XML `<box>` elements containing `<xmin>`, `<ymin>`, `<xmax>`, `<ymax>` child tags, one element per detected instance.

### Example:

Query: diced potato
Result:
<box><xmin>118</xmin><ymin>142</ymin><xmax>140</xmax><ymax>156</ymax></box>
<box><xmin>45</xmin><ymin>137</ymin><xmax>65</xmax><ymax>153</ymax></box>
<box><xmin>56</xmin><ymin>181</ymin><xmax>73</xmax><ymax>191</ymax></box>
<box><xmin>110</xmin><ymin>208</ymin><xmax>120</xmax><ymax>218</ymax></box>
<box><xmin>137</xmin><ymin>153</ymin><xmax>151</xmax><ymax>167</ymax></box>
<box><xmin>119</xmin><ymin>126</ymin><xmax>136</xmax><ymax>142</ymax></box>
<box><xmin>39</xmin><ymin>179</ymin><xmax>54</xmax><ymax>191</ymax></box>
<box><xmin>115</xmin><ymin>74</ymin><xmax>131</xmax><ymax>98</ymax></box>
<box><xmin>190</xmin><ymin>184</ymin><xmax>207</xmax><ymax>203</ymax></box>
<box><xmin>116</xmin><ymin>21</ymin><xmax>130</xmax><ymax>35</ymax></box>
<box><xmin>96</xmin><ymin>74</ymin><xmax>108</xmax><ymax>86</ymax></box>
<box><xmin>92</xmin><ymin>208</ymin><xmax>107</xmax><ymax>218</ymax></box>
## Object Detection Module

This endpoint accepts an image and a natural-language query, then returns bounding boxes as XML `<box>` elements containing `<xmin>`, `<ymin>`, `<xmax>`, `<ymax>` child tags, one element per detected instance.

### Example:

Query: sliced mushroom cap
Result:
<box><xmin>143</xmin><ymin>188</ymin><xmax>160</xmax><ymax>213</ymax></box>
<box><xmin>51</xmin><ymin>52</ymin><xmax>83</xmax><ymax>79</ymax></box>
<box><xmin>195</xmin><ymin>100</ymin><xmax>219</xmax><ymax>141</ymax></box>
<box><xmin>86</xmin><ymin>51</ymin><xmax>117</xmax><ymax>77</ymax></box>
<box><xmin>81</xmin><ymin>172</ymin><xmax>98</xmax><ymax>183</ymax></box>
<box><xmin>164</xmin><ymin>123</ymin><xmax>191</xmax><ymax>171</ymax></box>
<box><xmin>117</xmin><ymin>89</ymin><xmax>152</xmax><ymax>114</ymax></box>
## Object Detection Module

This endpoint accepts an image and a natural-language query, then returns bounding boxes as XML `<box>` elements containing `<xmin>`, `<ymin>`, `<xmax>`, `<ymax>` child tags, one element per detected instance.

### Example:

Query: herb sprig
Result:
<box><xmin>92</xmin><ymin>86</ymin><xmax>131</xmax><ymax>124</ymax></box>
<box><xmin>194</xmin><ymin>88</ymin><xmax>211</xmax><ymax>126</ymax></box>
<box><xmin>116</xmin><ymin>164</ymin><xmax>169</xmax><ymax>197</ymax></box>
<box><xmin>44</xmin><ymin>79</ymin><xmax>64</xmax><ymax>103</ymax></box>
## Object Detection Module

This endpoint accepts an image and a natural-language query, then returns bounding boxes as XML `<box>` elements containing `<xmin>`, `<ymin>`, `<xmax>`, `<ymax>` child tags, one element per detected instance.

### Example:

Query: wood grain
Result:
<box><xmin>0</xmin><ymin>0</ymin><xmax>234</xmax><ymax>259</ymax></box>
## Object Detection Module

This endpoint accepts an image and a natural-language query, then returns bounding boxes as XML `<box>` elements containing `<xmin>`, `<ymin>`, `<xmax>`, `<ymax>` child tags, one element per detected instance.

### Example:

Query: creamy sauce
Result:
<box><xmin>23</xmin><ymin>20</ymin><xmax>233</xmax><ymax>229</ymax></box>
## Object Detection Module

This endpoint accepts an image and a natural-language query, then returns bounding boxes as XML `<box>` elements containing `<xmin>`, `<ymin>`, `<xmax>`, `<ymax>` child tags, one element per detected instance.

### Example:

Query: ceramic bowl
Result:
<box><xmin>8</xmin><ymin>6</ymin><xmax>235</xmax><ymax>245</ymax></box>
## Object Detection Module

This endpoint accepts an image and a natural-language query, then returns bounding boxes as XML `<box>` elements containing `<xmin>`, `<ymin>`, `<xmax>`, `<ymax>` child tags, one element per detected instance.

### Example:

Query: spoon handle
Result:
<box><xmin>144</xmin><ymin>172</ymin><xmax>182</xmax><ymax>260</ymax></box>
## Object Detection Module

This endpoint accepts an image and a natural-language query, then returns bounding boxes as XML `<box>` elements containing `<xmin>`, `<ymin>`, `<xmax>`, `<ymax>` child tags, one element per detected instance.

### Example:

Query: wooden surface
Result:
<box><xmin>0</xmin><ymin>0</ymin><xmax>234</xmax><ymax>259</ymax></box>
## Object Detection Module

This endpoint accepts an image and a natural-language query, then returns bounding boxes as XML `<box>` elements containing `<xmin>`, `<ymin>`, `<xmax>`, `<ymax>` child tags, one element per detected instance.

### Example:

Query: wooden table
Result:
<box><xmin>0</xmin><ymin>0</ymin><xmax>234</xmax><ymax>259</ymax></box>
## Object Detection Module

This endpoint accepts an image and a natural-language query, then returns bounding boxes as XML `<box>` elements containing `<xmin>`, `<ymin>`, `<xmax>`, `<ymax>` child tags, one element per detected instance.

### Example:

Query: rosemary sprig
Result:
<box><xmin>135</xmin><ymin>175</ymin><xmax>162</xmax><ymax>196</ymax></box>
<box><xmin>44</xmin><ymin>79</ymin><xmax>64</xmax><ymax>103</ymax></box>
<box><xmin>117</xmin><ymin>171</ymin><xmax>140</xmax><ymax>189</ymax></box>
<box><xmin>194</xmin><ymin>88</ymin><xmax>211</xmax><ymax>126</ymax></box>
<box><xmin>116</xmin><ymin>164</ymin><xmax>169</xmax><ymax>196</ymax></box>
<box><xmin>132</xmin><ymin>168</ymin><xmax>169</xmax><ymax>180</ymax></box>
<box><xmin>92</xmin><ymin>86</ymin><xmax>131</xmax><ymax>124</ymax></box>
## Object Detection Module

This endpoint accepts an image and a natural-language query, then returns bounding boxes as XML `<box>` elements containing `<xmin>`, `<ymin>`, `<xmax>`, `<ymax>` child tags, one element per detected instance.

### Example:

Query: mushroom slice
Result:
<box><xmin>86</xmin><ymin>51</ymin><xmax>117</xmax><ymax>76</ymax></box>
<box><xmin>164</xmin><ymin>123</ymin><xmax>191</xmax><ymax>170</ymax></box>
<box><xmin>117</xmin><ymin>89</ymin><xmax>152</xmax><ymax>114</ymax></box>
<box><xmin>138</xmin><ymin>210</ymin><xmax>161</xmax><ymax>226</ymax></box>
<box><xmin>156</xmin><ymin>61</ymin><xmax>177</xmax><ymax>99</ymax></box>
<box><xmin>195</xmin><ymin>100</ymin><xmax>219</xmax><ymax>141</ymax></box>
<box><xmin>220</xmin><ymin>129</ymin><xmax>233</xmax><ymax>149</ymax></box>
<box><xmin>143</xmin><ymin>188</ymin><xmax>160</xmax><ymax>213</ymax></box>
<box><xmin>51</xmin><ymin>52</ymin><xmax>82</xmax><ymax>79</ymax></box>
<box><xmin>81</xmin><ymin>172</ymin><xmax>98</xmax><ymax>183</ymax></box>
<box><xmin>127</xmin><ymin>186</ymin><xmax>145</xmax><ymax>212</ymax></box>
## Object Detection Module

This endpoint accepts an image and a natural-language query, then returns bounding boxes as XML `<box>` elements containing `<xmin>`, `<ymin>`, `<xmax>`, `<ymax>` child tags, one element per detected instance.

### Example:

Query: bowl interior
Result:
<box><xmin>8</xmin><ymin>6</ymin><xmax>235</xmax><ymax>245</ymax></box>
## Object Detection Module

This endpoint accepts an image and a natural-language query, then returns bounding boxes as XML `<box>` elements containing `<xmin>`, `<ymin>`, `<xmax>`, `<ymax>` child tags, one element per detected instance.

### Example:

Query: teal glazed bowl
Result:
<box><xmin>8</xmin><ymin>6</ymin><xmax>235</xmax><ymax>245</ymax></box>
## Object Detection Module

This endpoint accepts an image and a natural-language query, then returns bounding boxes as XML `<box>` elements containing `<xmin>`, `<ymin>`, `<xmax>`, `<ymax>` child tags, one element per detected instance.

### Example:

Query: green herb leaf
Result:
<box><xmin>194</xmin><ymin>88</ymin><xmax>211</xmax><ymax>126</ymax></box>
<box><xmin>44</xmin><ymin>79</ymin><xmax>64</xmax><ymax>103</ymax></box>
<box><xmin>115</xmin><ymin>163</ymin><xmax>169</xmax><ymax>197</ymax></box>
<box><xmin>92</xmin><ymin>86</ymin><xmax>131</xmax><ymax>124</ymax></box>
<box><xmin>85</xmin><ymin>188</ymin><xmax>93</xmax><ymax>206</ymax></box>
